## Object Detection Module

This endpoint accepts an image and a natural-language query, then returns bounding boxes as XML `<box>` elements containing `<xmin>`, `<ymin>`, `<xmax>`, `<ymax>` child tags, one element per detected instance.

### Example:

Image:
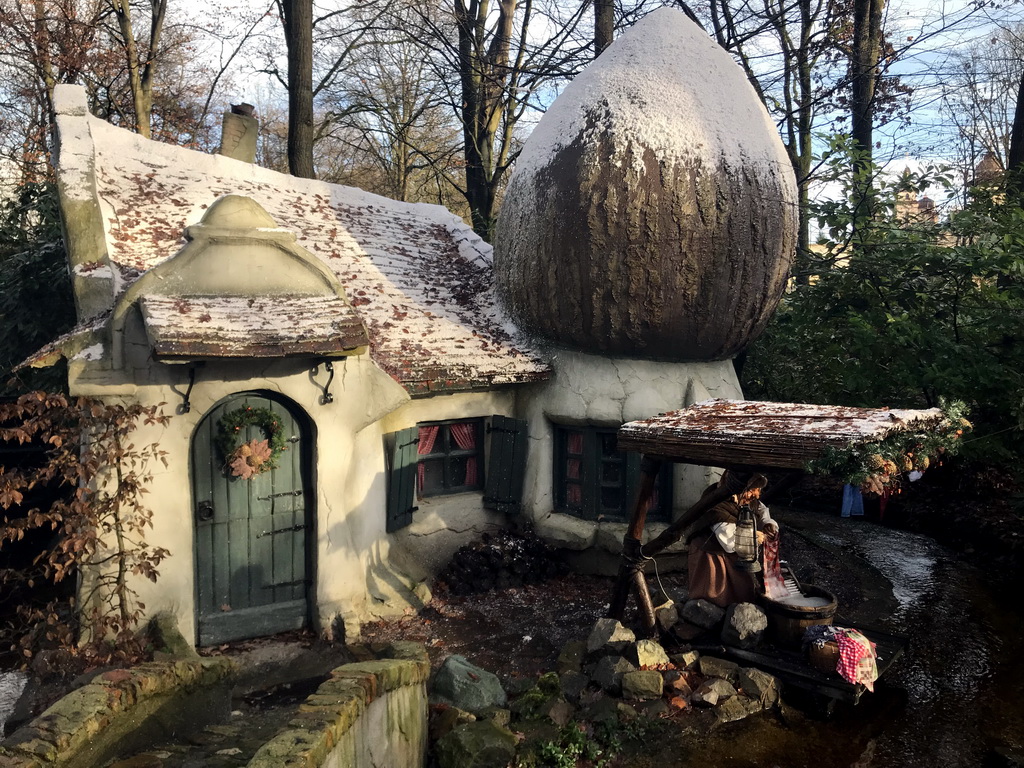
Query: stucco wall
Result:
<box><xmin>381</xmin><ymin>391</ymin><xmax>518</xmax><ymax>573</ymax></box>
<box><xmin>67</xmin><ymin>318</ymin><xmax>527</xmax><ymax>645</ymax></box>
<box><xmin>519</xmin><ymin>348</ymin><xmax>741</xmax><ymax>560</ymax></box>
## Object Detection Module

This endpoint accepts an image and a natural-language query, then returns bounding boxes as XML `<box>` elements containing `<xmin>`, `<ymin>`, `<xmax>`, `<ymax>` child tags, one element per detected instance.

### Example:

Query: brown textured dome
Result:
<box><xmin>493</xmin><ymin>8</ymin><xmax>797</xmax><ymax>361</ymax></box>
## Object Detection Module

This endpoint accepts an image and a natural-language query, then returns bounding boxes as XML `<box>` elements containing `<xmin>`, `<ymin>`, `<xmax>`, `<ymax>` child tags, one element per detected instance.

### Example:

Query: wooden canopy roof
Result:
<box><xmin>617</xmin><ymin>398</ymin><xmax>946</xmax><ymax>469</ymax></box>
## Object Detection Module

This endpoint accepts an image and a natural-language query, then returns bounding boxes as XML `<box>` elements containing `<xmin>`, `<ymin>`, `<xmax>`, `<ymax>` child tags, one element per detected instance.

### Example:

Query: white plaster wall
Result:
<box><xmin>519</xmin><ymin>348</ymin><xmax>741</xmax><ymax>558</ymax></box>
<box><xmin>380</xmin><ymin>391</ymin><xmax>518</xmax><ymax>574</ymax></box>
<box><xmin>67</xmin><ymin>324</ymin><xmax>420</xmax><ymax>644</ymax></box>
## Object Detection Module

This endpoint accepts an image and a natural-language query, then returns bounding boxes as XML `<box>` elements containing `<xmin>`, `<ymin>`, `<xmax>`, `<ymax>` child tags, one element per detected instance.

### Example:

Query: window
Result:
<box><xmin>385</xmin><ymin>416</ymin><xmax>528</xmax><ymax>532</ymax></box>
<box><xmin>554</xmin><ymin>425</ymin><xmax>671</xmax><ymax>523</ymax></box>
<box><xmin>416</xmin><ymin>419</ymin><xmax>484</xmax><ymax>496</ymax></box>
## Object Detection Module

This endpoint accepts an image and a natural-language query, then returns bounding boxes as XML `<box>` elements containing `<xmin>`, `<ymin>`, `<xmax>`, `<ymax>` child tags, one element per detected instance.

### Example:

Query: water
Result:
<box><xmin>0</xmin><ymin>670</ymin><xmax>28</xmax><ymax>738</ymax></box>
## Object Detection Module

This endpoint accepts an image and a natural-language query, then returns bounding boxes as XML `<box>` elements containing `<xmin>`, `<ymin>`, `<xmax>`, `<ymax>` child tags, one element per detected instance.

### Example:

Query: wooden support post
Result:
<box><xmin>607</xmin><ymin>465</ymin><xmax>768</xmax><ymax>637</ymax></box>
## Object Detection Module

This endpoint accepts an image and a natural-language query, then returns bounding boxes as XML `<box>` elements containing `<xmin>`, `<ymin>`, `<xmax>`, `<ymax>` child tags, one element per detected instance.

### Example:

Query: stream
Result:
<box><xmin>678</xmin><ymin>512</ymin><xmax>1024</xmax><ymax>768</ymax></box>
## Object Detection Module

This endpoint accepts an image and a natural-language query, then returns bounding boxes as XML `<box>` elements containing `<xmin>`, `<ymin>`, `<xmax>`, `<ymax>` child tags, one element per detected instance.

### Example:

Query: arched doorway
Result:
<box><xmin>191</xmin><ymin>392</ymin><xmax>313</xmax><ymax>646</ymax></box>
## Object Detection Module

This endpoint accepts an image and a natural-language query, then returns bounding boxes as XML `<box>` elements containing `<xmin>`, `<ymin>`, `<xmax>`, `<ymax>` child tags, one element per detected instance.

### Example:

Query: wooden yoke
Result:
<box><xmin>606</xmin><ymin>462</ymin><xmax>767</xmax><ymax>637</ymax></box>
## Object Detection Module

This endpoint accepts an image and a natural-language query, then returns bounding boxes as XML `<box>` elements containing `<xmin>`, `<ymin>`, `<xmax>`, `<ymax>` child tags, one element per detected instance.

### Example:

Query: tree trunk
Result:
<box><xmin>455</xmin><ymin>0</ymin><xmax>517</xmax><ymax>241</ymax></box>
<box><xmin>850</xmin><ymin>0</ymin><xmax>884</xmax><ymax>234</ymax></box>
<box><xmin>595</xmin><ymin>0</ymin><xmax>613</xmax><ymax>56</ymax></box>
<box><xmin>283</xmin><ymin>0</ymin><xmax>316</xmax><ymax>179</ymax></box>
<box><xmin>109</xmin><ymin>0</ymin><xmax>164</xmax><ymax>138</ymax></box>
<box><xmin>1006</xmin><ymin>68</ymin><xmax>1024</xmax><ymax>195</ymax></box>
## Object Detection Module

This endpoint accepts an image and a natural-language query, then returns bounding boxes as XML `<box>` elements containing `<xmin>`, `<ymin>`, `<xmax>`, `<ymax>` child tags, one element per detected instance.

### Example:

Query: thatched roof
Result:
<box><xmin>617</xmin><ymin>398</ymin><xmax>946</xmax><ymax>469</ymax></box>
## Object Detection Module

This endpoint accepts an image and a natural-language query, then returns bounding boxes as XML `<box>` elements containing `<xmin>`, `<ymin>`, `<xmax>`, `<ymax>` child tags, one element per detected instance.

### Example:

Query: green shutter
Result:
<box><xmin>484</xmin><ymin>416</ymin><xmax>528</xmax><ymax>514</ymax></box>
<box><xmin>386</xmin><ymin>427</ymin><xmax>419</xmax><ymax>532</ymax></box>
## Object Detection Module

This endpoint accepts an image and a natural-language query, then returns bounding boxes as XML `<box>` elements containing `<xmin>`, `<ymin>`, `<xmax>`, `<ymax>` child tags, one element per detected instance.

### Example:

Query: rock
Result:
<box><xmin>435</xmin><ymin>719</ymin><xmax>519</xmax><ymax>768</ymax></box>
<box><xmin>681</xmin><ymin>599</ymin><xmax>725</xmax><ymax>629</ymax></box>
<box><xmin>721</xmin><ymin>603</ymin><xmax>768</xmax><ymax>649</ymax></box>
<box><xmin>582</xmin><ymin>695</ymin><xmax>638</xmax><ymax>724</ymax></box>
<box><xmin>559</xmin><ymin>671</ymin><xmax>590</xmax><ymax>702</ymax></box>
<box><xmin>670</xmin><ymin>650</ymin><xmax>700</xmax><ymax>669</ymax></box>
<box><xmin>736</xmin><ymin>667</ymin><xmax>780</xmax><ymax>708</ymax></box>
<box><xmin>692</xmin><ymin>677</ymin><xmax>738</xmax><ymax>707</ymax></box>
<box><xmin>544</xmin><ymin>699</ymin><xmax>576</xmax><ymax>727</ymax></box>
<box><xmin>664</xmin><ymin>671</ymin><xmax>693</xmax><ymax>698</ymax></box>
<box><xmin>431</xmin><ymin>706</ymin><xmax>477</xmax><ymax>741</ymax></box>
<box><xmin>479</xmin><ymin>707</ymin><xmax>511</xmax><ymax>729</ymax></box>
<box><xmin>626</xmin><ymin>639</ymin><xmax>670</xmax><ymax>669</ymax></box>
<box><xmin>640</xmin><ymin>699</ymin><xmax>671</xmax><ymax>718</ymax></box>
<box><xmin>670</xmin><ymin>622</ymin><xmax>707</xmax><ymax>642</ymax></box>
<box><xmin>714</xmin><ymin>696</ymin><xmax>753</xmax><ymax>724</ymax></box>
<box><xmin>586</xmin><ymin>618</ymin><xmax>636</xmax><ymax>654</ymax></box>
<box><xmin>591</xmin><ymin>656</ymin><xmax>637</xmax><ymax>695</ymax></box>
<box><xmin>698</xmin><ymin>656</ymin><xmax>739</xmax><ymax>682</ymax></box>
<box><xmin>556</xmin><ymin>640</ymin><xmax>587</xmax><ymax>673</ymax></box>
<box><xmin>431</xmin><ymin>655</ymin><xmax>507</xmax><ymax>714</ymax></box>
<box><xmin>655</xmin><ymin>601</ymin><xmax>679</xmax><ymax>633</ymax></box>
<box><xmin>621</xmin><ymin>670</ymin><xmax>664</xmax><ymax>701</ymax></box>
<box><xmin>504</xmin><ymin>677</ymin><xmax>536</xmax><ymax>697</ymax></box>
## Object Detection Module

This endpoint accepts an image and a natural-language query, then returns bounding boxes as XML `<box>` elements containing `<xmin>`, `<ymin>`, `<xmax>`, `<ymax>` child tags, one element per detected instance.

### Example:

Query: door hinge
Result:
<box><xmin>256</xmin><ymin>523</ymin><xmax>307</xmax><ymax>538</ymax></box>
<box><xmin>257</xmin><ymin>489</ymin><xmax>303</xmax><ymax>501</ymax></box>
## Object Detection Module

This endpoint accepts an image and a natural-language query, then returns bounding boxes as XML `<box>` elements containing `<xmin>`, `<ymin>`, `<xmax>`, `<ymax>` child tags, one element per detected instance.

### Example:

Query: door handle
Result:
<box><xmin>196</xmin><ymin>500</ymin><xmax>214</xmax><ymax>522</ymax></box>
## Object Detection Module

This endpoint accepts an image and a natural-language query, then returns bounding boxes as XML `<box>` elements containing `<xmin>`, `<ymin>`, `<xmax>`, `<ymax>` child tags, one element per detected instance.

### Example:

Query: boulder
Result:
<box><xmin>670</xmin><ymin>649</ymin><xmax>700</xmax><ymax>669</ymax></box>
<box><xmin>692</xmin><ymin>677</ymin><xmax>738</xmax><ymax>707</ymax></box>
<box><xmin>435</xmin><ymin>719</ymin><xmax>518</xmax><ymax>768</ymax></box>
<box><xmin>556</xmin><ymin>640</ymin><xmax>587</xmax><ymax>674</ymax></box>
<box><xmin>736</xmin><ymin>667</ymin><xmax>780</xmax><ymax>709</ymax></box>
<box><xmin>586</xmin><ymin>618</ymin><xmax>636</xmax><ymax>654</ymax></box>
<box><xmin>714</xmin><ymin>696</ymin><xmax>754</xmax><ymax>724</ymax></box>
<box><xmin>591</xmin><ymin>656</ymin><xmax>637</xmax><ymax>695</ymax></box>
<box><xmin>721</xmin><ymin>603</ymin><xmax>768</xmax><ymax>649</ymax></box>
<box><xmin>559</xmin><ymin>671</ymin><xmax>590</xmax><ymax>702</ymax></box>
<box><xmin>655</xmin><ymin>601</ymin><xmax>680</xmax><ymax>633</ymax></box>
<box><xmin>698</xmin><ymin>656</ymin><xmax>739</xmax><ymax>682</ymax></box>
<box><xmin>626</xmin><ymin>639</ymin><xmax>670</xmax><ymax>669</ymax></box>
<box><xmin>431</xmin><ymin>655</ymin><xmax>507</xmax><ymax>714</ymax></box>
<box><xmin>621</xmin><ymin>670</ymin><xmax>664</xmax><ymax>701</ymax></box>
<box><xmin>681</xmin><ymin>599</ymin><xmax>725</xmax><ymax>629</ymax></box>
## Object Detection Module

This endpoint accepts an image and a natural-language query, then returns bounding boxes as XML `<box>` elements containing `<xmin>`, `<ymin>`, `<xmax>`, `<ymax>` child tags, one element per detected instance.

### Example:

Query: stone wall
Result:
<box><xmin>247</xmin><ymin>641</ymin><xmax>430</xmax><ymax>768</ymax></box>
<box><xmin>0</xmin><ymin>657</ymin><xmax>236</xmax><ymax>768</ymax></box>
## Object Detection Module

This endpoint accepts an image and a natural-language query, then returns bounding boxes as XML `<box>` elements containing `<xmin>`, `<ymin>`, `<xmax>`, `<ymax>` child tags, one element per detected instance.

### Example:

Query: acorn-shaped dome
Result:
<box><xmin>494</xmin><ymin>8</ymin><xmax>797</xmax><ymax>361</ymax></box>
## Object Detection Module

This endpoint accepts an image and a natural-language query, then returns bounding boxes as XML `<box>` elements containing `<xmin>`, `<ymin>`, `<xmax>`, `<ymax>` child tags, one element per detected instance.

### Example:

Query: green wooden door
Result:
<box><xmin>192</xmin><ymin>393</ymin><xmax>312</xmax><ymax>646</ymax></box>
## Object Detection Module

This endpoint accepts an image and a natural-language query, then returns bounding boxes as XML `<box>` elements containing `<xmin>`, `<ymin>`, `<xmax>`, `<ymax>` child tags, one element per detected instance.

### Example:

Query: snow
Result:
<box><xmin>51</xmin><ymin>99</ymin><xmax>549</xmax><ymax>391</ymax></box>
<box><xmin>513</xmin><ymin>7</ymin><xmax>790</xmax><ymax>182</ymax></box>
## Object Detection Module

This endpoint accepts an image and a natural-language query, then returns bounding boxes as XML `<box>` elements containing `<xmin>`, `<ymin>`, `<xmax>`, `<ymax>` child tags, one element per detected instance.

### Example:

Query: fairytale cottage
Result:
<box><xmin>29</xmin><ymin>9</ymin><xmax>796</xmax><ymax>646</ymax></box>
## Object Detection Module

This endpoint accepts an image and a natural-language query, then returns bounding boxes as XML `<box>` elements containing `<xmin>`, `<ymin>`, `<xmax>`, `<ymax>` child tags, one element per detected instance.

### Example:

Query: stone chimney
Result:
<box><xmin>219</xmin><ymin>103</ymin><xmax>257</xmax><ymax>163</ymax></box>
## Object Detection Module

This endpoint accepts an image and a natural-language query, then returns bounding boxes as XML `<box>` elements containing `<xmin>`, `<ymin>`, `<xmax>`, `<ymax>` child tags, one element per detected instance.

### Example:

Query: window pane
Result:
<box><xmin>420</xmin><ymin>459</ymin><xmax>444</xmax><ymax>494</ymax></box>
<box><xmin>601</xmin><ymin>486</ymin><xmax>621</xmax><ymax>511</ymax></box>
<box><xmin>449</xmin><ymin>455</ymin><xmax>469</xmax><ymax>487</ymax></box>
<box><xmin>599</xmin><ymin>432</ymin><xmax>617</xmax><ymax>457</ymax></box>
<box><xmin>567</xmin><ymin>431</ymin><xmax>584</xmax><ymax>455</ymax></box>
<box><xmin>601</xmin><ymin>461</ymin><xmax>621</xmax><ymax>484</ymax></box>
<box><xmin>566</xmin><ymin>457</ymin><xmax>582</xmax><ymax>480</ymax></box>
<box><xmin>566</xmin><ymin>482</ymin><xmax>582</xmax><ymax>507</ymax></box>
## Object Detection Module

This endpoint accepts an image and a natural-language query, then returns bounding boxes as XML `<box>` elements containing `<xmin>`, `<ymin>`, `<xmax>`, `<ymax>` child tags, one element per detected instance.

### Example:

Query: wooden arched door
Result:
<box><xmin>192</xmin><ymin>392</ymin><xmax>313</xmax><ymax>646</ymax></box>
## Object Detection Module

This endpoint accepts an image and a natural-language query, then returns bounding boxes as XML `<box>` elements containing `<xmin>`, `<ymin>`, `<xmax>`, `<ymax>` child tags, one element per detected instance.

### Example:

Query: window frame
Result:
<box><xmin>553</xmin><ymin>424</ymin><xmax>671</xmax><ymax>523</ymax></box>
<box><xmin>416</xmin><ymin>418</ymin><xmax>485</xmax><ymax>498</ymax></box>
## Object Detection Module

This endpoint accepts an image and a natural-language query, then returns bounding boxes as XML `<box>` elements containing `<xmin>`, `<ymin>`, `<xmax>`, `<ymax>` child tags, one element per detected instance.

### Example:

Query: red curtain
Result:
<box><xmin>566</xmin><ymin>431</ymin><xmax>583</xmax><ymax>506</ymax></box>
<box><xmin>449</xmin><ymin>422</ymin><xmax>478</xmax><ymax>486</ymax></box>
<box><xmin>417</xmin><ymin>425</ymin><xmax>440</xmax><ymax>490</ymax></box>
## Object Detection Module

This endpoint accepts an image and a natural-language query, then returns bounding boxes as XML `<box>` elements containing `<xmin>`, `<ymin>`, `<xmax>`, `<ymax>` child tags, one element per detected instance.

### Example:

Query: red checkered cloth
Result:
<box><xmin>835</xmin><ymin>629</ymin><xmax>878</xmax><ymax>691</ymax></box>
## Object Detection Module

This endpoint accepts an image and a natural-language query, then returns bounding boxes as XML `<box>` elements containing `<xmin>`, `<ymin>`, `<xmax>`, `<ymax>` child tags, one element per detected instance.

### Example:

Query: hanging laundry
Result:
<box><xmin>841</xmin><ymin>484</ymin><xmax>865</xmax><ymax>518</ymax></box>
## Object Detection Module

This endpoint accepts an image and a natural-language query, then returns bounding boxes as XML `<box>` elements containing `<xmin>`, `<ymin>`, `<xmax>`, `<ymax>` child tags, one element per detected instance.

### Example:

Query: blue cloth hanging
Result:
<box><xmin>841</xmin><ymin>484</ymin><xmax>864</xmax><ymax>517</ymax></box>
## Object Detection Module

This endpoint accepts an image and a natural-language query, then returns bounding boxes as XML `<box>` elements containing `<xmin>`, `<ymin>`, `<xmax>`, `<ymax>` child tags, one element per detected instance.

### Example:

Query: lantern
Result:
<box><xmin>733</xmin><ymin>503</ymin><xmax>762</xmax><ymax>573</ymax></box>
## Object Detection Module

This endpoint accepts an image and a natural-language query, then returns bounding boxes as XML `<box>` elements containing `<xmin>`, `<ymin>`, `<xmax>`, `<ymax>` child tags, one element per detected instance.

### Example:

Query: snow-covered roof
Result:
<box><xmin>52</xmin><ymin>89</ymin><xmax>550</xmax><ymax>393</ymax></box>
<box><xmin>618</xmin><ymin>399</ymin><xmax>947</xmax><ymax>469</ymax></box>
<box><xmin>139</xmin><ymin>295</ymin><xmax>368</xmax><ymax>362</ymax></box>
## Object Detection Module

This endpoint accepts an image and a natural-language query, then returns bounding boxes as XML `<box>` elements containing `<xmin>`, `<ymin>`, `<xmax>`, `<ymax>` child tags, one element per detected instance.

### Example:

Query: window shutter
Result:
<box><xmin>386</xmin><ymin>427</ymin><xmax>419</xmax><ymax>532</ymax></box>
<box><xmin>484</xmin><ymin>416</ymin><xmax>528</xmax><ymax>513</ymax></box>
